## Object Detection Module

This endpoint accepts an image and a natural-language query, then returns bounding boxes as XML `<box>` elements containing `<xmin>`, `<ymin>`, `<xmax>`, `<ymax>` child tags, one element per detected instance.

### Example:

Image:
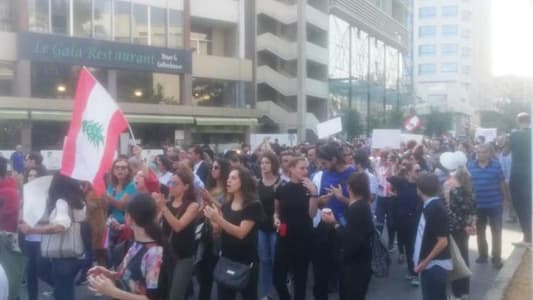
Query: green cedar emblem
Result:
<box><xmin>82</xmin><ymin>120</ymin><xmax>105</xmax><ymax>148</ymax></box>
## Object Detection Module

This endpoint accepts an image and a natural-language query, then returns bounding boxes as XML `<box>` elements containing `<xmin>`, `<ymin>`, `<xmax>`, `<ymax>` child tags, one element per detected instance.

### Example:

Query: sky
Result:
<box><xmin>491</xmin><ymin>0</ymin><xmax>533</xmax><ymax>76</ymax></box>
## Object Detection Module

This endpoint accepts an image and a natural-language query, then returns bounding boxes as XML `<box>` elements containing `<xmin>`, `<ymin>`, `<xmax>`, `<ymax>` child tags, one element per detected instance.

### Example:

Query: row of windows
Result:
<box><xmin>28</xmin><ymin>0</ymin><xmax>183</xmax><ymax>48</ymax></box>
<box><xmin>418</xmin><ymin>44</ymin><xmax>471</xmax><ymax>56</ymax></box>
<box><xmin>419</xmin><ymin>5</ymin><xmax>458</xmax><ymax>18</ymax></box>
<box><xmin>418</xmin><ymin>63</ymin><xmax>471</xmax><ymax>75</ymax></box>
<box><xmin>419</xmin><ymin>25</ymin><xmax>461</xmax><ymax>37</ymax></box>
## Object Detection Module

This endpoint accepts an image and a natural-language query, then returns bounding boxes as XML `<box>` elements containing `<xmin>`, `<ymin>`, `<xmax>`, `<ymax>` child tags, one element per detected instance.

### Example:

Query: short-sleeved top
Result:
<box><xmin>117</xmin><ymin>241</ymin><xmax>164</xmax><ymax>300</ymax></box>
<box><xmin>257</xmin><ymin>177</ymin><xmax>281</xmax><ymax>232</ymax></box>
<box><xmin>510</xmin><ymin>128</ymin><xmax>531</xmax><ymax>176</ymax></box>
<box><xmin>320</xmin><ymin>166</ymin><xmax>357</xmax><ymax>225</ymax></box>
<box><xmin>107</xmin><ymin>182</ymin><xmax>137</xmax><ymax>224</ymax></box>
<box><xmin>467</xmin><ymin>160</ymin><xmax>504</xmax><ymax>208</ymax></box>
<box><xmin>162</xmin><ymin>202</ymin><xmax>196</xmax><ymax>259</ymax></box>
<box><xmin>275</xmin><ymin>182</ymin><xmax>313</xmax><ymax>250</ymax></box>
<box><xmin>220</xmin><ymin>200</ymin><xmax>263</xmax><ymax>264</ymax></box>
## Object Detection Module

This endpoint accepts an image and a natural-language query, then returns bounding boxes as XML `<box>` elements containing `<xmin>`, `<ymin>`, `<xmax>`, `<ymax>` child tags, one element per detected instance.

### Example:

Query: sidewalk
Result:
<box><xmin>504</xmin><ymin>249</ymin><xmax>531</xmax><ymax>300</ymax></box>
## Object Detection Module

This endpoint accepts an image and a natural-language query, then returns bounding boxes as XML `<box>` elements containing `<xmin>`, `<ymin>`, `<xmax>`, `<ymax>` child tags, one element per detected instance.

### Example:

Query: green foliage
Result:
<box><xmin>368</xmin><ymin>109</ymin><xmax>405</xmax><ymax>131</ymax></box>
<box><xmin>342</xmin><ymin>109</ymin><xmax>364</xmax><ymax>138</ymax></box>
<box><xmin>480</xmin><ymin>100</ymin><xmax>530</xmax><ymax>133</ymax></box>
<box><xmin>423</xmin><ymin>108</ymin><xmax>452</xmax><ymax>137</ymax></box>
<box><xmin>82</xmin><ymin>120</ymin><xmax>104</xmax><ymax>148</ymax></box>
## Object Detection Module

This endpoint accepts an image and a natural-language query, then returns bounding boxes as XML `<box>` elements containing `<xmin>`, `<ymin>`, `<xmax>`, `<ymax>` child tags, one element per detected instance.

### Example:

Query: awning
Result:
<box><xmin>126</xmin><ymin>114</ymin><xmax>194</xmax><ymax>124</ymax></box>
<box><xmin>31</xmin><ymin>111</ymin><xmax>71</xmax><ymax>121</ymax></box>
<box><xmin>195</xmin><ymin>117</ymin><xmax>258</xmax><ymax>127</ymax></box>
<box><xmin>0</xmin><ymin>110</ymin><xmax>28</xmax><ymax>120</ymax></box>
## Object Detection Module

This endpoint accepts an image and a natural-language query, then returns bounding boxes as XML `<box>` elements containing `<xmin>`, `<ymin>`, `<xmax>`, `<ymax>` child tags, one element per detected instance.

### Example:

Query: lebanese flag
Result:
<box><xmin>61</xmin><ymin>67</ymin><xmax>129</xmax><ymax>194</ymax></box>
<box><xmin>403</xmin><ymin>115</ymin><xmax>421</xmax><ymax>132</ymax></box>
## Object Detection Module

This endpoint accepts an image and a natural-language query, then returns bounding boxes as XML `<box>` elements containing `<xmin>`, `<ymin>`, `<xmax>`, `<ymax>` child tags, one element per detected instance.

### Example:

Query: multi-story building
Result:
<box><xmin>412</xmin><ymin>0</ymin><xmax>491</xmax><ymax>135</ymax></box>
<box><xmin>0</xmin><ymin>0</ymin><xmax>257</xmax><ymax>152</ymax></box>
<box><xmin>328</xmin><ymin>0</ymin><xmax>411</xmax><ymax>134</ymax></box>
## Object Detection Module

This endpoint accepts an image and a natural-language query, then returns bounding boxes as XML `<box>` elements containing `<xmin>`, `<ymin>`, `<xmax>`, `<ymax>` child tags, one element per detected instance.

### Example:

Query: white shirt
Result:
<box><xmin>312</xmin><ymin>171</ymin><xmax>323</xmax><ymax>228</ymax></box>
<box><xmin>48</xmin><ymin>199</ymin><xmax>86</xmax><ymax>229</ymax></box>
<box><xmin>365</xmin><ymin>169</ymin><xmax>378</xmax><ymax>196</ymax></box>
<box><xmin>0</xmin><ymin>264</ymin><xmax>7</xmax><ymax>300</ymax></box>
<box><xmin>193</xmin><ymin>161</ymin><xmax>202</xmax><ymax>174</ymax></box>
<box><xmin>158</xmin><ymin>171</ymin><xmax>173</xmax><ymax>186</ymax></box>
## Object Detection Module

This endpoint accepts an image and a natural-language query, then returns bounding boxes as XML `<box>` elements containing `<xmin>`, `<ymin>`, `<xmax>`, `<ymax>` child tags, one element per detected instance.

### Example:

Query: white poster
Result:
<box><xmin>40</xmin><ymin>150</ymin><xmax>63</xmax><ymax>171</ymax></box>
<box><xmin>475</xmin><ymin>128</ymin><xmax>497</xmax><ymax>143</ymax></box>
<box><xmin>317</xmin><ymin>117</ymin><xmax>343</xmax><ymax>139</ymax></box>
<box><xmin>0</xmin><ymin>151</ymin><xmax>13</xmax><ymax>159</ymax></box>
<box><xmin>23</xmin><ymin>175</ymin><xmax>53</xmax><ymax>227</ymax></box>
<box><xmin>371</xmin><ymin>129</ymin><xmax>402</xmax><ymax>149</ymax></box>
<box><xmin>142</xmin><ymin>149</ymin><xmax>164</xmax><ymax>163</ymax></box>
<box><xmin>250</xmin><ymin>134</ymin><xmax>297</xmax><ymax>151</ymax></box>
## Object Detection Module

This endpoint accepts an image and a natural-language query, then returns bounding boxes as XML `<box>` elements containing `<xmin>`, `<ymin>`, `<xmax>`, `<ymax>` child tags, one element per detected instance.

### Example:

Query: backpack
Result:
<box><xmin>370</xmin><ymin>228</ymin><xmax>390</xmax><ymax>278</ymax></box>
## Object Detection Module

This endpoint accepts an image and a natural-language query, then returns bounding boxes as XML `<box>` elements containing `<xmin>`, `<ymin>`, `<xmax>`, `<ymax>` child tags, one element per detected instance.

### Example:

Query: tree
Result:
<box><xmin>480</xmin><ymin>99</ymin><xmax>529</xmax><ymax>133</ymax></box>
<box><xmin>423</xmin><ymin>108</ymin><xmax>452</xmax><ymax>137</ymax></box>
<box><xmin>342</xmin><ymin>109</ymin><xmax>364</xmax><ymax>139</ymax></box>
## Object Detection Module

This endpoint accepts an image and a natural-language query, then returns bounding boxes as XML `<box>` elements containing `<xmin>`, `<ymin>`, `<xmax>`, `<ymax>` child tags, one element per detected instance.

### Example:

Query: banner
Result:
<box><xmin>372</xmin><ymin>129</ymin><xmax>402</xmax><ymax>149</ymax></box>
<box><xmin>317</xmin><ymin>117</ymin><xmax>342</xmax><ymax>139</ymax></box>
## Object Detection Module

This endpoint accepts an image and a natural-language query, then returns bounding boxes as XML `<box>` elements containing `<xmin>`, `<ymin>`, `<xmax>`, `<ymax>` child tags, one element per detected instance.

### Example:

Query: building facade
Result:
<box><xmin>412</xmin><ymin>0</ymin><xmax>491</xmax><ymax>135</ymax></box>
<box><xmin>0</xmin><ymin>0</ymin><xmax>258</xmax><ymax>152</ymax></box>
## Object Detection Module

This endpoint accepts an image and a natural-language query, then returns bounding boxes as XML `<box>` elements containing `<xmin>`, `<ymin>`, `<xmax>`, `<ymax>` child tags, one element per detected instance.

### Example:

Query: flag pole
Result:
<box><xmin>128</xmin><ymin>124</ymin><xmax>136</xmax><ymax>146</ymax></box>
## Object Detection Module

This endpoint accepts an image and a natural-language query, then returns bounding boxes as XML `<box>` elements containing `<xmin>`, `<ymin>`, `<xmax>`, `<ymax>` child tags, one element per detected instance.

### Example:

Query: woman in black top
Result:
<box><xmin>273</xmin><ymin>156</ymin><xmax>319</xmax><ymax>300</ymax></box>
<box><xmin>204</xmin><ymin>166</ymin><xmax>263</xmax><ymax>300</ymax></box>
<box><xmin>155</xmin><ymin>169</ymin><xmax>199</xmax><ymax>300</ymax></box>
<box><xmin>257</xmin><ymin>151</ymin><xmax>282</xmax><ymax>299</ymax></box>
<box><xmin>322</xmin><ymin>172</ymin><xmax>374</xmax><ymax>300</ymax></box>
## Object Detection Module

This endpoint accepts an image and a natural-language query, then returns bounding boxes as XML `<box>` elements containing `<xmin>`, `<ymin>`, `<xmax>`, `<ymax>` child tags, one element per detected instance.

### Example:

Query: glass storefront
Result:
<box><xmin>116</xmin><ymin>70</ymin><xmax>180</xmax><ymax>104</ymax></box>
<box><xmin>51</xmin><ymin>0</ymin><xmax>69</xmax><ymax>34</ymax></box>
<box><xmin>29</xmin><ymin>0</ymin><xmax>49</xmax><ymax>32</ymax></box>
<box><xmin>114</xmin><ymin>0</ymin><xmax>131</xmax><ymax>42</ymax></box>
<box><xmin>31</xmin><ymin>121</ymin><xmax>68</xmax><ymax>150</ymax></box>
<box><xmin>0</xmin><ymin>61</ymin><xmax>14</xmax><ymax>96</ymax></box>
<box><xmin>151</xmin><ymin>6</ymin><xmax>166</xmax><ymax>47</ymax></box>
<box><xmin>73</xmin><ymin>0</ymin><xmax>92</xmax><ymax>37</ymax></box>
<box><xmin>94</xmin><ymin>0</ymin><xmax>112</xmax><ymax>39</ymax></box>
<box><xmin>192</xmin><ymin>78</ymin><xmax>239</xmax><ymax>107</ymax></box>
<box><xmin>132</xmin><ymin>3</ymin><xmax>148</xmax><ymax>45</ymax></box>
<box><xmin>0</xmin><ymin>120</ymin><xmax>22</xmax><ymax>149</ymax></box>
<box><xmin>0</xmin><ymin>0</ymin><xmax>14</xmax><ymax>32</ymax></box>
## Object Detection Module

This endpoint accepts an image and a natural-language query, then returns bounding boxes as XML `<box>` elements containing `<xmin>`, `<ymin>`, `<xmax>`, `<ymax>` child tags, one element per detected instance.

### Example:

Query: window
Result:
<box><xmin>29</xmin><ymin>0</ymin><xmax>49</xmax><ymax>32</ymax></box>
<box><xmin>193</xmin><ymin>78</ymin><xmax>238</xmax><ymax>107</ymax></box>
<box><xmin>0</xmin><ymin>0</ymin><xmax>14</xmax><ymax>31</ymax></box>
<box><xmin>418</xmin><ymin>44</ymin><xmax>436</xmax><ymax>56</ymax></box>
<box><xmin>419</xmin><ymin>25</ymin><xmax>436</xmax><ymax>37</ymax></box>
<box><xmin>419</xmin><ymin>7</ymin><xmax>436</xmax><ymax>18</ymax></box>
<box><xmin>441</xmin><ymin>44</ymin><xmax>458</xmax><ymax>55</ymax></box>
<box><xmin>115</xmin><ymin>1</ymin><xmax>131</xmax><ymax>42</ymax></box>
<box><xmin>441</xmin><ymin>5</ymin><xmax>458</xmax><ymax>17</ymax></box>
<box><xmin>418</xmin><ymin>63</ymin><xmax>436</xmax><ymax>75</ymax></box>
<box><xmin>94</xmin><ymin>0</ymin><xmax>112</xmax><ymax>39</ymax></box>
<box><xmin>150</xmin><ymin>7</ymin><xmax>166</xmax><ymax>47</ymax></box>
<box><xmin>168</xmin><ymin>9</ymin><xmax>183</xmax><ymax>48</ymax></box>
<box><xmin>0</xmin><ymin>61</ymin><xmax>14</xmax><ymax>96</ymax></box>
<box><xmin>441</xmin><ymin>63</ymin><xmax>458</xmax><ymax>73</ymax></box>
<box><xmin>132</xmin><ymin>4</ymin><xmax>148</xmax><ymax>45</ymax></box>
<box><xmin>73</xmin><ymin>0</ymin><xmax>92</xmax><ymax>37</ymax></box>
<box><xmin>51</xmin><ymin>0</ymin><xmax>69</xmax><ymax>34</ymax></box>
<box><xmin>462</xmin><ymin>47</ymin><xmax>471</xmax><ymax>57</ymax></box>
<box><xmin>441</xmin><ymin>25</ymin><xmax>458</xmax><ymax>36</ymax></box>
<box><xmin>191</xmin><ymin>25</ymin><xmax>212</xmax><ymax>55</ymax></box>
<box><xmin>117</xmin><ymin>70</ymin><xmax>180</xmax><ymax>104</ymax></box>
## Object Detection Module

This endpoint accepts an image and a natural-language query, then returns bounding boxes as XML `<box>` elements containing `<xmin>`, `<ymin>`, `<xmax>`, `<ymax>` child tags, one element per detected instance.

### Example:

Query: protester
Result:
<box><xmin>0</xmin><ymin>157</ymin><xmax>20</xmax><ymax>233</ymax></box>
<box><xmin>24</xmin><ymin>152</ymin><xmax>47</xmax><ymax>181</ymax></box>
<box><xmin>273</xmin><ymin>156</ymin><xmax>319</xmax><ymax>300</ymax></box>
<box><xmin>323</xmin><ymin>172</ymin><xmax>374</xmax><ymax>300</ymax></box>
<box><xmin>203</xmin><ymin>166</ymin><xmax>263</xmax><ymax>300</ymax></box>
<box><xmin>509</xmin><ymin>112</ymin><xmax>532</xmax><ymax>247</ymax></box>
<box><xmin>84</xmin><ymin>182</ymin><xmax>107</xmax><ymax>267</ymax></box>
<box><xmin>279</xmin><ymin>151</ymin><xmax>294</xmax><ymax>182</ymax></box>
<box><xmin>155</xmin><ymin>154</ymin><xmax>174</xmax><ymax>187</ymax></box>
<box><xmin>257</xmin><ymin>151</ymin><xmax>282</xmax><ymax>300</ymax></box>
<box><xmin>19</xmin><ymin>174</ymin><xmax>86</xmax><ymax>300</ymax></box>
<box><xmin>495</xmin><ymin>135</ymin><xmax>515</xmax><ymax>223</ymax></box>
<box><xmin>10</xmin><ymin>145</ymin><xmax>24</xmax><ymax>176</ymax></box>
<box><xmin>88</xmin><ymin>194</ymin><xmax>167</xmax><ymax>300</ymax></box>
<box><xmin>353</xmin><ymin>150</ymin><xmax>378</xmax><ymax>201</ymax></box>
<box><xmin>155</xmin><ymin>169</ymin><xmax>199</xmax><ymax>300</ymax></box>
<box><xmin>306</xmin><ymin>146</ymin><xmax>319</xmax><ymax>178</ymax></box>
<box><xmin>468</xmin><ymin>143</ymin><xmax>506</xmax><ymax>269</ymax></box>
<box><xmin>375</xmin><ymin>151</ymin><xmax>396</xmax><ymax>250</ymax></box>
<box><xmin>413</xmin><ymin>173</ymin><xmax>451</xmax><ymax>300</ymax></box>
<box><xmin>189</xmin><ymin>145</ymin><xmax>210</xmax><ymax>184</ymax></box>
<box><xmin>205</xmin><ymin>158</ymin><xmax>231</xmax><ymax>205</ymax></box>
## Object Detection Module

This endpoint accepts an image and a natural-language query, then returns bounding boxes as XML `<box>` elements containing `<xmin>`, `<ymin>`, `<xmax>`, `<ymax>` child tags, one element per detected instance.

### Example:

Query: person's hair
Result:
<box><xmin>379</xmin><ymin>150</ymin><xmax>389</xmax><ymax>161</ymax></box>
<box><xmin>317</xmin><ymin>142</ymin><xmax>345</xmax><ymax>164</ymax></box>
<box><xmin>0</xmin><ymin>157</ymin><xmax>7</xmax><ymax>178</ymax></box>
<box><xmin>27</xmin><ymin>152</ymin><xmax>43</xmax><ymax>165</ymax></box>
<box><xmin>156</xmin><ymin>154</ymin><xmax>173</xmax><ymax>173</ymax></box>
<box><xmin>111</xmin><ymin>157</ymin><xmax>133</xmax><ymax>187</ymax></box>
<box><xmin>459</xmin><ymin>141</ymin><xmax>471</xmax><ymax>153</ymax></box>
<box><xmin>353</xmin><ymin>150</ymin><xmax>370</xmax><ymax>170</ymax></box>
<box><xmin>406</xmin><ymin>140</ymin><xmax>417</xmax><ymax>151</ymax></box>
<box><xmin>126</xmin><ymin>194</ymin><xmax>165</xmax><ymax>246</ymax></box>
<box><xmin>260</xmin><ymin>151</ymin><xmax>280</xmax><ymax>175</ymax></box>
<box><xmin>413</xmin><ymin>145</ymin><xmax>425</xmax><ymax>159</ymax></box>
<box><xmin>173</xmin><ymin>169</ymin><xmax>196</xmax><ymax>208</ymax></box>
<box><xmin>47</xmin><ymin>173</ymin><xmax>84</xmax><ymax>213</ymax></box>
<box><xmin>347</xmin><ymin>172</ymin><xmax>371</xmax><ymax>203</ymax></box>
<box><xmin>416</xmin><ymin>173</ymin><xmax>440</xmax><ymax>197</ymax></box>
<box><xmin>229</xmin><ymin>166</ymin><xmax>259</xmax><ymax>206</ymax></box>
<box><xmin>453</xmin><ymin>166</ymin><xmax>472</xmax><ymax>192</ymax></box>
<box><xmin>398</xmin><ymin>161</ymin><xmax>415</xmax><ymax>177</ymax></box>
<box><xmin>280</xmin><ymin>150</ymin><xmax>295</xmax><ymax>159</ymax></box>
<box><xmin>206</xmin><ymin>158</ymin><xmax>231</xmax><ymax>191</ymax></box>
<box><xmin>189</xmin><ymin>145</ymin><xmax>203</xmax><ymax>157</ymax></box>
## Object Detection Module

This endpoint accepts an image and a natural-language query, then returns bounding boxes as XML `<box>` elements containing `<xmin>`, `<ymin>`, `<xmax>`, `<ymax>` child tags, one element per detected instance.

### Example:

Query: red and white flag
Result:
<box><xmin>61</xmin><ymin>67</ymin><xmax>129</xmax><ymax>194</ymax></box>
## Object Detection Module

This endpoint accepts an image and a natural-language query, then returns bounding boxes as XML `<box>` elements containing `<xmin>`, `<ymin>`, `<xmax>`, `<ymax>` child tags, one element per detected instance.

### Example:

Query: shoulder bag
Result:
<box><xmin>41</xmin><ymin>207</ymin><xmax>84</xmax><ymax>258</ymax></box>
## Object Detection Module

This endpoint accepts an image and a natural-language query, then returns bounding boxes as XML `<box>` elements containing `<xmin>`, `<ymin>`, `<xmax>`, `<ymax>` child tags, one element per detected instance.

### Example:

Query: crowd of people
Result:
<box><xmin>0</xmin><ymin>112</ymin><xmax>531</xmax><ymax>300</ymax></box>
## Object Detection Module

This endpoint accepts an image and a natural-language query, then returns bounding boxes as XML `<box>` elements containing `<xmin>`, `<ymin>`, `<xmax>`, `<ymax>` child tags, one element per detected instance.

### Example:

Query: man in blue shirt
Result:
<box><xmin>10</xmin><ymin>145</ymin><xmax>24</xmax><ymax>175</ymax></box>
<box><xmin>467</xmin><ymin>143</ymin><xmax>507</xmax><ymax>269</ymax></box>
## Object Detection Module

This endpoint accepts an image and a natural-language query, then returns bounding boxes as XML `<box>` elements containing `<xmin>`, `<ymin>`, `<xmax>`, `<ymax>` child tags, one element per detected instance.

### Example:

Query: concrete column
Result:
<box><xmin>296</xmin><ymin>0</ymin><xmax>307</xmax><ymax>142</ymax></box>
<box><xmin>21</xmin><ymin>121</ymin><xmax>32</xmax><ymax>152</ymax></box>
<box><xmin>184</xmin><ymin>127</ymin><xmax>193</xmax><ymax>146</ymax></box>
<box><xmin>107</xmin><ymin>70</ymin><xmax>117</xmax><ymax>99</ymax></box>
<box><xmin>181</xmin><ymin>0</ymin><xmax>192</xmax><ymax>105</ymax></box>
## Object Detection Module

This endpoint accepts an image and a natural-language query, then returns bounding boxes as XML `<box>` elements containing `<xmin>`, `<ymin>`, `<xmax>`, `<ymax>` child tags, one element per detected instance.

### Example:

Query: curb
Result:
<box><xmin>484</xmin><ymin>246</ymin><xmax>527</xmax><ymax>300</ymax></box>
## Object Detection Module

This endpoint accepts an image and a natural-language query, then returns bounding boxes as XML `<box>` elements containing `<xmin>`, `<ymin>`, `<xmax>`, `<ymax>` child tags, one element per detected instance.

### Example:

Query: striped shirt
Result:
<box><xmin>467</xmin><ymin>159</ymin><xmax>504</xmax><ymax>208</ymax></box>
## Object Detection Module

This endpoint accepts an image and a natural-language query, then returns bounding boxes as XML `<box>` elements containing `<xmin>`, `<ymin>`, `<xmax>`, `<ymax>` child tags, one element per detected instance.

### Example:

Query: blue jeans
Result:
<box><xmin>421</xmin><ymin>266</ymin><xmax>448</xmax><ymax>300</ymax></box>
<box><xmin>51</xmin><ymin>258</ymin><xmax>81</xmax><ymax>300</ymax></box>
<box><xmin>23</xmin><ymin>240</ymin><xmax>46</xmax><ymax>300</ymax></box>
<box><xmin>258</xmin><ymin>230</ymin><xmax>277</xmax><ymax>298</ymax></box>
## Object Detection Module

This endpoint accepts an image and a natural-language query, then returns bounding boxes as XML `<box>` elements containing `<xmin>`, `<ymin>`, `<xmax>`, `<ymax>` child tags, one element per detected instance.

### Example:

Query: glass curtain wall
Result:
<box><xmin>94</xmin><ymin>0</ymin><xmax>112</xmax><ymax>39</ymax></box>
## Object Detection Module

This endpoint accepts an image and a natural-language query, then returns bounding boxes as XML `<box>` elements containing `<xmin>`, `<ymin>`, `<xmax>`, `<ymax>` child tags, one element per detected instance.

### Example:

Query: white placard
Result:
<box><xmin>142</xmin><ymin>149</ymin><xmax>164</xmax><ymax>163</ymax></box>
<box><xmin>401</xmin><ymin>133</ymin><xmax>424</xmax><ymax>144</ymax></box>
<box><xmin>250</xmin><ymin>134</ymin><xmax>297</xmax><ymax>151</ymax></box>
<box><xmin>23</xmin><ymin>175</ymin><xmax>53</xmax><ymax>227</ymax></box>
<box><xmin>317</xmin><ymin>117</ymin><xmax>343</xmax><ymax>139</ymax></box>
<box><xmin>40</xmin><ymin>150</ymin><xmax>62</xmax><ymax>170</ymax></box>
<box><xmin>0</xmin><ymin>150</ymin><xmax>13</xmax><ymax>159</ymax></box>
<box><xmin>372</xmin><ymin>129</ymin><xmax>402</xmax><ymax>149</ymax></box>
<box><xmin>475</xmin><ymin>128</ymin><xmax>497</xmax><ymax>143</ymax></box>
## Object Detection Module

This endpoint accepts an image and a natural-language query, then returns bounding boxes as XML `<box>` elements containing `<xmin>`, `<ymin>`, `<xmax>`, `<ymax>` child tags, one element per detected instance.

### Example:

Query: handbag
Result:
<box><xmin>41</xmin><ymin>208</ymin><xmax>85</xmax><ymax>258</ymax></box>
<box><xmin>448</xmin><ymin>235</ymin><xmax>472</xmax><ymax>281</ymax></box>
<box><xmin>213</xmin><ymin>256</ymin><xmax>253</xmax><ymax>290</ymax></box>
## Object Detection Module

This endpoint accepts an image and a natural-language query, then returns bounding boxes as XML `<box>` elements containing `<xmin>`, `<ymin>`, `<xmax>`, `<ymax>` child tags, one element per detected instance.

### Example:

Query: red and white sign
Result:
<box><xmin>61</xmin><ymin>67</ymin><xmax>129</xmax><ymax>194</ymax></box>
<box><xmin>403</xmin><ymin>115</ymin><xmax>421</xmax><ymax>132</ymax></box>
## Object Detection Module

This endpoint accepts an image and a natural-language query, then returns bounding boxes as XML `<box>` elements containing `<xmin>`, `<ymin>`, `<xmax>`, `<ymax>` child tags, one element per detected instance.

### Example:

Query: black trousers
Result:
<box><xmin>217</xmin><ymin>261</ymin><xmax>259</xmax><ymax>300</ymax></box>
<box><xmin>476</xmin><ymin>207</ymin><xmax>502</xmax><ymax>261</ymax></box>
<box><xmin>339</xmin><ymin>261</ymin><xmax>372</xmax><ymax>300</ymax></box>
<box><xmin>312</xmin><ymin>222</ymin><xmax>338</xmax><ymax>300</ymax></box>
<box><xmin>510</xmin><ymin>173</ymin><xmax>532</xmax><ymax>243</ymax></box>
<box><xmin>451</xmin><ymin>230</ymin><xmax>470</xmax><ymax>297</ymax></box>
<box><xmin>196</xmin><ymin>254</ymin><xmax>218</xmax><ymax>300</ymax></box>
<box><xmin>273</xmin><ymin>244</ymin><xmax>310</xmax><ymax>300</ymax></box>
<box><xmin>396</xmin><ymin>216</ymin><xmax>417</xmax><ymax>276</ymax></box>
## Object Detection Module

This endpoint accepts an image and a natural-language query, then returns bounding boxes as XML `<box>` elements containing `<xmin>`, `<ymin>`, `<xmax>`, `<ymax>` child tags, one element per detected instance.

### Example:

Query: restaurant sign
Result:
<box><xmin>19</xmin><ymin>31</ymin><xmax>192</xmax><ymax>74</ymax></box>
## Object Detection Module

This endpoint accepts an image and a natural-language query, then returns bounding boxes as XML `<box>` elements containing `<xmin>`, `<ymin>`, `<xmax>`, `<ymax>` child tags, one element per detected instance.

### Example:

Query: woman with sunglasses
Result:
<box><xmin>387</xmin><ymin>161</ymin><xmax>423</xmax><ymax>286</ymax></box>
<box><xmin>154</xmin><ymin>169</ymin><xmax>199</xmax><ymax>300</ymax></box>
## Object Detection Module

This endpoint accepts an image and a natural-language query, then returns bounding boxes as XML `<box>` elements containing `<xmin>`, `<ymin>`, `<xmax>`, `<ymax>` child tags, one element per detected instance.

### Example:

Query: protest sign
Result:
<box><xmin>317</xmin><ymin>117</ymin><xmax>342</xmax><ymax>139</ymax></box>
<box><xmin>372</xmin><ymin>129</ymin><xmax>402</xmax><ymax>149</ymax></box>
<box><xmin>475</xmin><ymin>128</ymin><xmax>497</xmax><ymax>143</ymax></box>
